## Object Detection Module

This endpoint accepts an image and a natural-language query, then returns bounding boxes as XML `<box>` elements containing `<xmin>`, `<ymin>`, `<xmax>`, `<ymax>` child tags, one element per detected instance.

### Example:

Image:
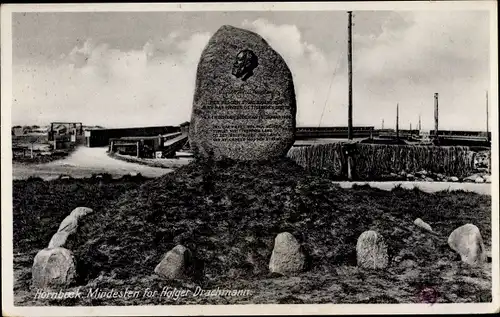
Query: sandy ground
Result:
<box><xmin>12</xmin><ymin>146</ymin><xmax>172</xmax><ymax>180</ymax></box>
<box><xmin>336</xmin><ymin>181</ymin><xmax>492</xmax><ymax>196</ymax></box>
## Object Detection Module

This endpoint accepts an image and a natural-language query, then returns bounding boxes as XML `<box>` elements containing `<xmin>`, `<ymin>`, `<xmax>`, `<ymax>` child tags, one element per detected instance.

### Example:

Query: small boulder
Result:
<box><xmin>414</xmin><ymin>218</ymin><xmax>433</xmax><ymax>232</ymax></box>
<box><xmin>154</xmin><ymin>245</ymin><xmax>191</xmax><ymax>280</ymax></box>
<box><xmin>32</xmin><ymin>248</ymin><xmax>76</xmax><ymax>289</ymax></box>
<box><xmin>475</xmin><ymin>177</ymin><xmax>485</xmax><ymax>183</ymax></box>
<box><xmin>483</xmin><ymin>175</ymin><xmax>491</xmax><ymax>183</ymax></box>
<box><xmin>449</xmin><ymin>176</ymin><xmax>459</xmax><ymax>182</ymax></box>
<box><xmin>356</xmin><ymin>230</ymin><xmax>388</xmax><ymax>269</ymax></box>
<box><xmin>50</xmin><ymin>207</ymin><xmax>93</xmax><ymax>248</ymax></box>
<box><xmin>57</xmin><ymin>214</ymin><xmax>79</xmax><ymax>234</ymax></box>
<box><xmin>48</xmin><ymin>231</ymin><xmax>70</xmax><ymax>249</ymax></box>
<box><xmin>448</xmin><ymin>224</ymin><xmax>486</xmax><ymax>265</ymax></box>
<box><xmin>463</xmin><ymin>174</ymin><xmax>480</xmax><ymax>183</ymax></box>
<box><xmin>269</xmin><ymin>232</ymin><xmax>305</xmax><ymax>274</ymax></box>
<box><xmin>69</xmin><ymin>207</ymin><xmax>93</xmax><ymax>219</ymax></box>
<box><xmin>406</xmin><ymin>174</ymin><xmax>415</xmax><ymax>180</ymax></box>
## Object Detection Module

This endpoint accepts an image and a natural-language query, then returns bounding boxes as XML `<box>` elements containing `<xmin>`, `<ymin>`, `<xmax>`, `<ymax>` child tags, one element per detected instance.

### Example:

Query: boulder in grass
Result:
<box><xmin>48</xmin><ymin>231</ymin><xmax>70</xmax><ymax>249</ymax></box>
<box><xmin>32</xmin><ymin>247</ymin><xmax>76</xmax><ymax>289</ymax></box>
<box><xmin>57</xmin><ymin>207</ymin><xmax>93</xmax><ymax>234</ymax></box>
<box><xmin>414</xmin><ymin>218</ymin><xmax>433</xmax><ymax>232</ymax></box>
<box><xmin>448</xmin><ymin>224</ymin><xmax>487</xmax><ymax>265</ymax></box>
<box><xmin>463</xmin><ymin>174</ymin><xmax>481</xmax><ymax>183</ymax></box>
<box><xmin>483</xmin><ymin>175</ymin><xmax>491</xmax><ymax>183</ymax></box>
<box><xmin>449</xmin><ymin>176</ymin><xmax>459</xmax><ymax>182</ymax></box>
<box><xmin>475</xmin><ymin>177</ymin><xmax>485</xmax><ymax>183</ymax></box>
<box><xmin>154</xmin><ymin>245</ymin><xmax>191</xmax><ymax>280</ymax></box>
<box><xmin>57</xmin><ymin>214</ymin><xmax>79</xmax><ymax>235</ymax></box>
<box><xmin>49</xmin><ymin>207</ymin><xmax>93</xmax><ymax>248</ymax></box>
<box><xmin>356</xmin><ymin>230</ymin><xmax>389</xmax><ymax>269</ymax></box>
<box><xmin>69</xmin><ymin>207</ymin><xmax>93</xmax><ymax>219</ymax></box>
<box><xmin>269</xmin><ymin>232</ymin><xmax>305</xmax><ymax>274</ymax></box>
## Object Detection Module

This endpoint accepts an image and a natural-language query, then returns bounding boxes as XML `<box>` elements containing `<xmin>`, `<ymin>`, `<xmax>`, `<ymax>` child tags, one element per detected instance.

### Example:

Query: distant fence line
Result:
<box><xmin>287</xmin><ymin>143</ymin><xmax>476</xmax><ymax>179</ymax></box>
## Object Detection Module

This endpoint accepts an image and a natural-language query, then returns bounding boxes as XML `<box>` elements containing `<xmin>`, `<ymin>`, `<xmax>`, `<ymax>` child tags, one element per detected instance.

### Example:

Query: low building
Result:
<box><xmin>85</xmin><ymin>125</ymin><xmax>180</xmax><ymax>147</ymax></box>
<box><xmin>109</xmin><ymin>132</ymin><xmax>187</xmax><ymax>158</ymax></box>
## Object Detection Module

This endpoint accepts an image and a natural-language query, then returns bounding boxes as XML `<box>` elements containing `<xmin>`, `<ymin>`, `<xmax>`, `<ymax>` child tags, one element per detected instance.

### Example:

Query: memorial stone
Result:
<box><xmin>189</xmin><ymin>25</ymin><xmax>296</xmax><ymax>161</ymax></box>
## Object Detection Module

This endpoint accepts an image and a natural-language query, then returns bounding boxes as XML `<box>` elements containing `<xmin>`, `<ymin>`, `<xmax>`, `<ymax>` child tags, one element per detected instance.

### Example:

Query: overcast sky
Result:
<box><xmin>12</xmin><ymin>10</ymin><xmax>491</xmax><ymax>130</ymax></box>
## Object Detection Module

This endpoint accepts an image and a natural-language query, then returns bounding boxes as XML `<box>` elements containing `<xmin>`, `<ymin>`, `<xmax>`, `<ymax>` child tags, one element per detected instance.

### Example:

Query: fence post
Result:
<box><xmin>344</xmin><ymin>143</ymin><xmax>355</xmax><ymax>180</ymax></box>
<box><xmin>347</xmin><ymin>155</ymin><xmax>353</xmax><ymax>180</ymax></box>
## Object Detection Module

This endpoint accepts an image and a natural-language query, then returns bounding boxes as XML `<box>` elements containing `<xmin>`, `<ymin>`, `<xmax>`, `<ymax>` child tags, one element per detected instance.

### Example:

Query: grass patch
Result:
<box><xmin>12</xmin><ymin>158</ymin><xmax>491</xmax><ymax>305</ymax></box>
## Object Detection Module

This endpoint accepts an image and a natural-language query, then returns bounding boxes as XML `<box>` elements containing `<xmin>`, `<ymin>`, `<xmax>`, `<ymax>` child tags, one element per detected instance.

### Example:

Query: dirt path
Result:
<box><xmin>12</xmin><ymin>146</ymin><xmax>171</xmax><ymax>180</ymax></box>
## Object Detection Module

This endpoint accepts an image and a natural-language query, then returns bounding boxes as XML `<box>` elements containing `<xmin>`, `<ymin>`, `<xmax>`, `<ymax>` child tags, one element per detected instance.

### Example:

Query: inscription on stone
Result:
<box><xmin>189</xmin><ymin>25</ymin><xmax>297</xmax><ymax>161</ymax></box>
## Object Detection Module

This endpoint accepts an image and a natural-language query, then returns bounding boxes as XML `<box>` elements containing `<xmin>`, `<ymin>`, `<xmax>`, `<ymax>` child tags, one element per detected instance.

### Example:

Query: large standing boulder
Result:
<box><xmin>154</xmin><ymin>245</ymin><xmax>191</xmax><ymax>280</ymax></box>
<box><xmin>356</xmin><ymin>230</ymin><xmax>389</xmax><ymax>269</ymax></box>
<box><xmin>448</xmin><ymin>224</ymin><xmax>486</xmax><ymax>265</ymax></box>
<box><xmin>32</xmin><ymin>247</ymin><xmax>76</xmax><ymax>289</ymax></box>
<box><xmin>189</xmin><ymin>25</ymin><xmax>296</xmax><ymax>161</ymax></box>
<box><xmin>269</xmin><ymin>232</ymin><xmax>305</xmax><ymax>274</ymax></box>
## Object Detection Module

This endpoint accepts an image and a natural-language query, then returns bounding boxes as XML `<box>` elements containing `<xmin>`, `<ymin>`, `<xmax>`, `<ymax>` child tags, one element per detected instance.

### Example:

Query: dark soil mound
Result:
<box><xmin>73</xmin><ymin>158</ymin><xmax>491</xmax><ymax>286</ymax></box>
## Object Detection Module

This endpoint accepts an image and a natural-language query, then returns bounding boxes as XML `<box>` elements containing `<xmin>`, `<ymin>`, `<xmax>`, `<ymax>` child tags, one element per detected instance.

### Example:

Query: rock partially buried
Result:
<box><xmin>57</xmin><ymin>214</ymin><xmax>79</xmax><ymax>235</ymax></box>
<box><xmin>154</xmin><ymin>245</ymin><xmax>191</xmax><ymax>280</ymax></box>
<box><xmin>32</xmin><ymin>247</ymin><xmax>76</xmax><ymax>289</ymax></box>
<box><xmin>48</xmin><ymin>231</ymin><xmax>70</xmax><ymax>249</ymax></box>
<box><xmin>414</xmin><ymin>218</ymin><xmax>433</xmax><ymax>232</ymax></box>
<box><xmin>48</xmin><ymin>207</ymin><xmax>93</xmax><ymax>248</ymax></box>
<box><xmin>356</xmin><ymin>230</ymin><xmax>389</xmax><ymax>269</ymax></box>
<box><xmin>189</xmin><ymin>25</ymin><xmax>297</xmax><ymax>161</ymax></box>
<box><xmin>70</xmin><ymin>206</ymin><xmax>93</xmax><ymax>219</ymax></box>
<box><xmin>57</xmin><ymin>207</ymin><xmax>93</xmax><ymax>234</ymax></box>
<box><xmin>269</xmin><ymin>232</ymin><xmax>305</xmax><ymax>274</ymax></box>
<box><xmin>448</xmin><ymin>223</ymin><xmax>486</xmax><ymax>265</ymax></box>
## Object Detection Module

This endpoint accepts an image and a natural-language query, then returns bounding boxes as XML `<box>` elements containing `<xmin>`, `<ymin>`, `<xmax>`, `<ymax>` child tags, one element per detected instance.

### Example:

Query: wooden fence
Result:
<box><xmin>287</xmin><ymin>143</ymin><xmax>476</xmax><ymax>179</ymax></box>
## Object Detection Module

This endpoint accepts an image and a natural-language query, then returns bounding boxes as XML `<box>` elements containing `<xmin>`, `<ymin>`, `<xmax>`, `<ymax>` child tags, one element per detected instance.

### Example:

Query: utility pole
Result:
<box><xmin>418</xmin><ymin>114</ymin><xmax>421</xmax><ymax>131</ymax></box>
<box><xmin>347</xmin><ymin>11</ymin><xmax>353</xmax><ymax>140</ymax></box>
<box><xmin>382</xmin><ymin>119</ymin><xmax>384</xmax><ymax>130</ymax></box>
<box><xmin>434</xmin><ymin>93</ymin><xmax>439</xmax><ymax>140</ymax></box>
<box><xmin>410</xmin><ymin>122</ymin><xmax>412</xmax><ymax>135</ymax></box>
<box><xmin>396</xmin><ymin>103</ymin><xmax>399</xmax><ymax>141</ymax></box>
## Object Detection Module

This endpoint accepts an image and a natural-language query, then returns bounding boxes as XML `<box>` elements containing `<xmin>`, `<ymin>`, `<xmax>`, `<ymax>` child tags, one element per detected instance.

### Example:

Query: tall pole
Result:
<box><xmin>382</xmin><ymin>119</ymin><xmax>384</xmax><ymax>129</ymax></box>
<box><xmin>434</xmin><ymin>93</ymin><xmax>439</xmax><ymax>139</ymax></box>
<box><xmin>396</xmin><ymin>103</ymin><xmax>399</xmax><ymax>140</ymax></box>
<box><xmin>418</xmin><ymin>114</ymin><xmax>421</xmax><ymax>131</ymax></box>
<box><xmin>347</xmin><ymin>11</ymin><xmax>353</xmax><ymax>140</ymax></box>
